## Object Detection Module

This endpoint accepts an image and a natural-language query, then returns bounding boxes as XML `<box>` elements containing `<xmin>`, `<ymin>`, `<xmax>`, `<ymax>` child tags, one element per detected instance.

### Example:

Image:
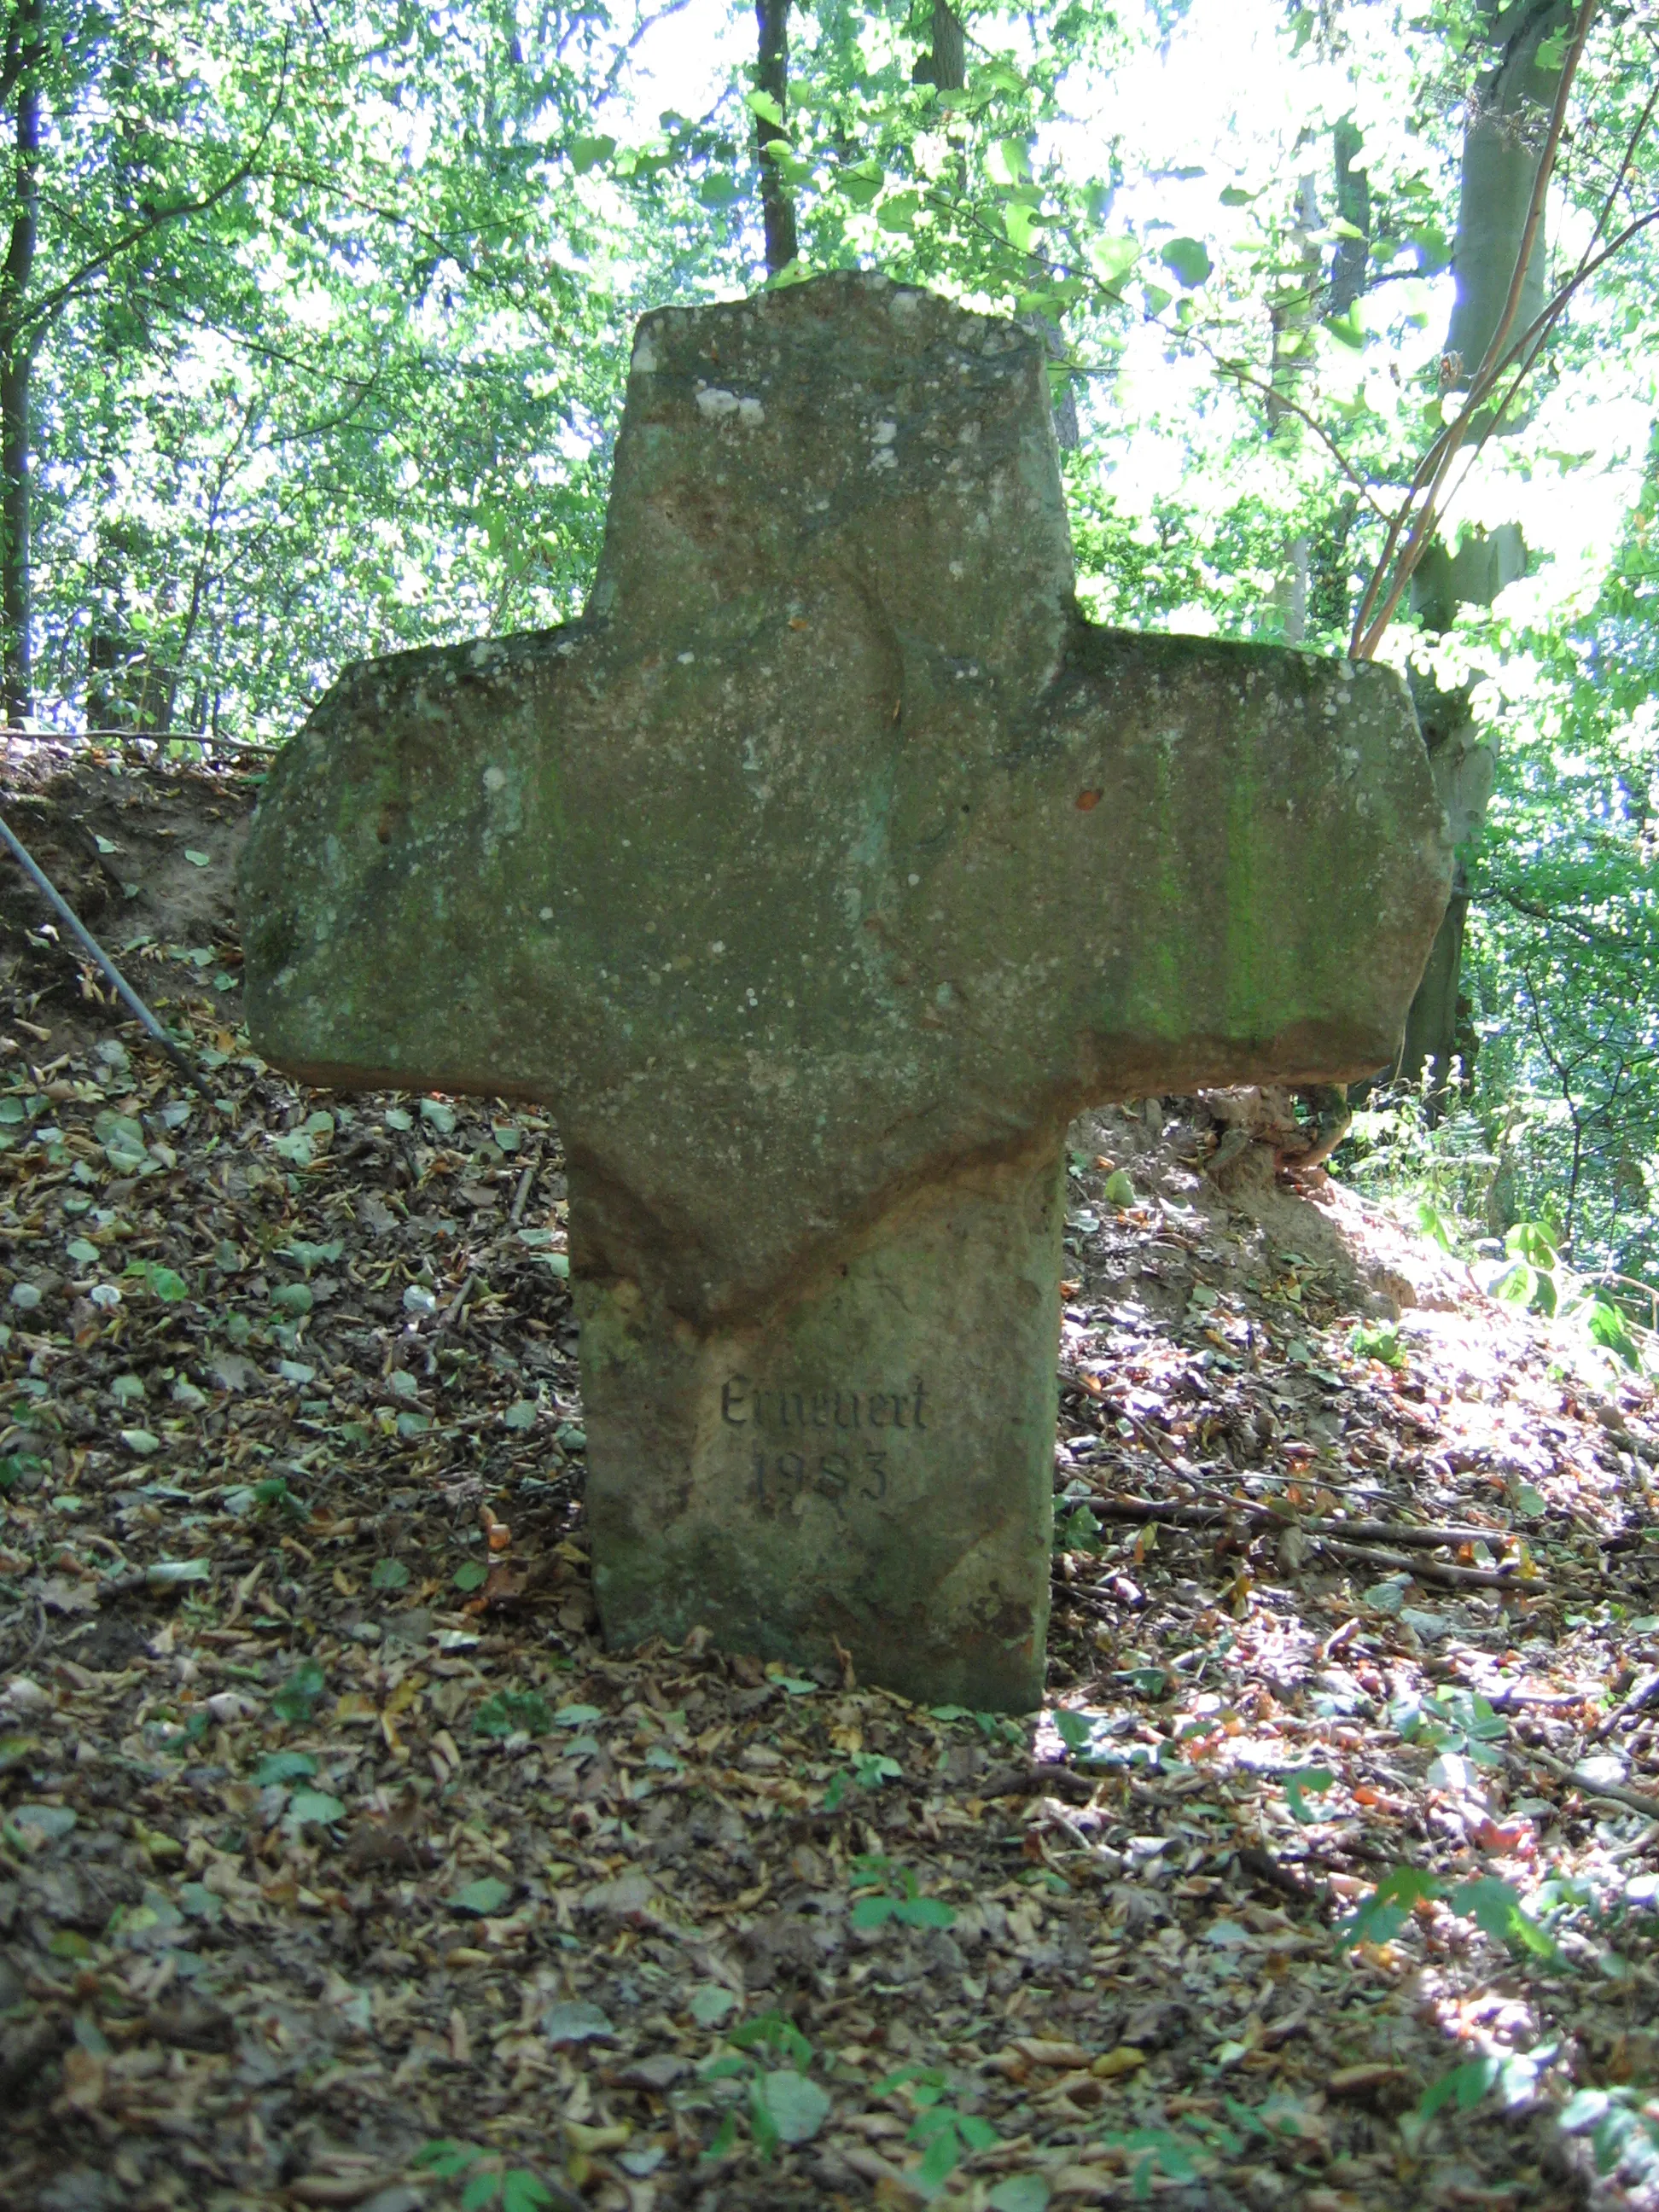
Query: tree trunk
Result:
<box><xmin>1268</xmin><ymin>174</ymin><xmax>1318</xmax><ymax>640</ymax></box>
<box><xmin>1393</xmin><ymin>0</ymin><xmax>1570</xmax><ymax>1107</ymax></box>
<box><xmin>928</xmin><ymin>1</ymin><xmax>966</xmax><ymax>90</ymax></box>
<box><xmin>754</xmin><ymin>0</ymin><xmax>798</xmax><ymax>278</ymax></box>
<box><xmin>1329</xmin><ymin>118</ymin><xmax>1370</xmax><ymax>317</ymax></box>
<box><xmin>0</xmin><ymin>0</ymin><xmax>41</xmax><ymax>726</ymax></box>
<box><xmin>1445</xmin><ymin>0</ymin><xmax>1571</xmax><ymax>387</ymax></box>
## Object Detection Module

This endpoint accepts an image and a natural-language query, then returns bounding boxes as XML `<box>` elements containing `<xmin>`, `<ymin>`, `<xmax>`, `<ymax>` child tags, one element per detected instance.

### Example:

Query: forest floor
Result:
<box><xmin>2</xmin><ymin>744</ymin><xmax>1658</xmax><ymax>2212</ymax></box>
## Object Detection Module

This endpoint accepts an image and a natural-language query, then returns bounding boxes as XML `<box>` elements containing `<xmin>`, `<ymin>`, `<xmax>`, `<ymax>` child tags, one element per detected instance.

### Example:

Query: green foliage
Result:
<box><xmin>824</xmin><ymin>1749</ymin><xmax>903</xmax><ymax>1807</ymax></box>
<box><xmin>1349</xmin><ymin>1318</ymin><xmax>1405</xmax><ymax>1367</ymax></box>
<box><xmin>700</xmin><ymin>2011</ymin><xmax>830</xmax><ymax>2162</ymax></box>
<box><xmin>411</xmin><ymin>2141</ymin><xmax>556</xmax><ymax>2212</ymax></box>
<box><xmin>1282</xmin><ymin>1767</ymin><xmax>1335</xmax><ymax>1823</ymax></box>
<box><xmin>1097</xmin><ymin>2126</ymin><xmax>1201</xmax><ymax>2199</ymax></box>
<box><xmin>473</xmin><ymin>1689</ymin><xmax>553</xmax><ymax>1740</ymax></box>
<box><xmin>7</xmin><ymin>0</ymin><xmax>1658</xmax><ymax>1334</ymax></box>
<box><xmin>1391</xmin><ymin>1685</ymin><xmax>1509</xmax><ymax>1769</ymax></box>
<box><xmin>875</xmin><ymin>2065</ymin><xmax>1001</xmax><ymax>2191</ymax></box>
<box><xmin>1559</xmin><ymin>2087</ymin><xmax>1659</xmax><ymax>2180</ymax></box>
<box><xmin>1338</xmin><ymin>1864</ymin><xmax>1560</xmax><ymax>1963</ymax></box>
<box><xmin>849</xmin><ymin>1858</ymin><xmax>958</xmax><ymax>1930</ymax></box>
<box><xmin>270</xmin><ymin>1659</ymin><xmax>325</xmax><ymax>1722</ymax></box>
<box><xmin>1056</xmin><ymin>1501</ymin><xmax>1103</xmax><ymax>1551</ymax></box>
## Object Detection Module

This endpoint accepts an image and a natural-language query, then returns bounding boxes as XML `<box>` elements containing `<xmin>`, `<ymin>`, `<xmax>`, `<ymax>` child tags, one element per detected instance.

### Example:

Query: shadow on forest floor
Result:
<box><xmin>2</xmin><ymin>747</ymin><xmax>1657</xmax><ymax>2212</ymax></box>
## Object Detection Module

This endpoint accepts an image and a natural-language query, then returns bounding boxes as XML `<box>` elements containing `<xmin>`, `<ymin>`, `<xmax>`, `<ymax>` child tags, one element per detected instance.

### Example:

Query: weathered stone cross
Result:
<box><xmin>242</xmin><ymin>274</ymin><xmax>1449</xmax><ymax>1710</ymax></box>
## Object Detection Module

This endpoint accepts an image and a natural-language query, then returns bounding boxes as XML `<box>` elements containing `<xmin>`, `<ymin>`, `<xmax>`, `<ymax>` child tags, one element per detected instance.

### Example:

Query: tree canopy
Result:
<box><xmin>2</xmin><ymin>0</ymin><xmax>1657</xmax><ymax>1290</ymax></box>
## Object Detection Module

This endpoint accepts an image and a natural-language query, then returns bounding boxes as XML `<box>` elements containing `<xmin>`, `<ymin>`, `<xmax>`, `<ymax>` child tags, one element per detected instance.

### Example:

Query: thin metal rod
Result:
<box><xmin>0</xmin><ymin>808</ymin><xmax>219</xmax><ymax>1107</ymax></box>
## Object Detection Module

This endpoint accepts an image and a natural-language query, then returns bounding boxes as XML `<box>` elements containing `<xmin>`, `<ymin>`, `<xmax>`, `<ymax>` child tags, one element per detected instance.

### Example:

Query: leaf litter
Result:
<box><xmin>1</xmin><ymin>750</ymin><xmax>1657</xmax><ymax>2211</ymax></box>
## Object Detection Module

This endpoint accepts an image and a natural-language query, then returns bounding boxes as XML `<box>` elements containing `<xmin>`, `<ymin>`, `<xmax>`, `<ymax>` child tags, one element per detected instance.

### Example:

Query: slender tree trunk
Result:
<box><xmin>928</xmin><ymin>1</ymin><xmax>966</xmax><ymax>90</ymax></box>
<box><xmin>1445</xmin><ymin>0</ymin><xmax>1572</xmax><ymax>387</ymax></box>
<box><xmin>754</xmin><ymin>0</ymin><xmax>797</xmax><ymax>277</ymax></box>
<box><xmin>1394</xmin><ymin>0</ymin><xmax>1571</xmax><ymax>1107</ymax></box>
<box><xmin>0</xmin><ymin>0</ymin><xmax>41</xmax><ymax>725</ymax></box>
<box><xmin>1329</xmin><ymin>118</ymin><xmax>1370</xmax><ymax>317</ymax></box>
<box><xmin>1267</xmin><ymin>174</ymin><xmax>1319</xmax><ymax>642</ymax></box>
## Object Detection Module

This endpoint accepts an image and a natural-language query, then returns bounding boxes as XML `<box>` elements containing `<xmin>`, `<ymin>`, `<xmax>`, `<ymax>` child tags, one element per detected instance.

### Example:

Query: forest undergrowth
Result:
<box><xmin>1</xmin><ymin>746</ymin><xmax>1657</xmax><ymax>2212</ymax></box>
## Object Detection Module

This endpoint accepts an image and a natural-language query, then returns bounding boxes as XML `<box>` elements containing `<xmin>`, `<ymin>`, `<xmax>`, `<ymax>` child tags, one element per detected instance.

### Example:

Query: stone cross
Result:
<box><xmin>241</xmin><ymin>274</ymin><xmax>1450</xmax><ymax>1711</ymax></box>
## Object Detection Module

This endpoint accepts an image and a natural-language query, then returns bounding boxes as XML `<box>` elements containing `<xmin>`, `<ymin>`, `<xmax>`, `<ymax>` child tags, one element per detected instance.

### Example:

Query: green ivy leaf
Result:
<box><xmin>760</xmin><ymin>2069</ymin><xmax>830</xmax><ymax>2145</ymax></box>
<box><xmin>413</xmin><ymin>2142</ymin><xmax>483</xmax><ymax>2179</ymax></box>
<box><xmin>501</xmin><ymin>2174</ymin><xmax>554</xmax><ymax>2212</ymax></box>
<box><xmin>285</xmin><ymin>1789</ymin><xmax>346</xmax><ymax>1828</ymax></box>
<box><xmin>254</xmin><ymin>1751</ymin><xmax>317</xmax><ymax>1785</ymax></box>
<box><xmin>988</xmin><ymin>2178</ymin><xmax>1051</xmax><ymax>2212</ymax></box>
<box><xmin>1283</xmin><ymin>1767</ymin><xmax>1335</xmax><ymax>1823</ymax></box>
<box><xmin>1449</xmin><ymin>1877</ymin><xmax>1562</xmax><ymax>1962</ymax></box>
<box><xmin>1088</xmin><ymin>236</ymin><xmax>1138</xmax><ymax>288</ymax></box>
<box><xmin>1338</xmin><ymin>1865</ymin><xmax>1441</xmax><ymax>1947</ymax></box>
<box><xmin>271</xmin><ymin>1659</ymin><xmax>325</xmax><ymax>1720</ymax></box>
<box><xmin>839</xmin><ymin>160</ymin><xmax>883</xmax><ymax>209</ymax></box>
<box><xmin>1160</xmin><ymin>236</ymin><xmax>1211</xmax><ymax>287</ymax></box>
<box><xmin>452</xmin><ymin>1876</ymin><xmax>513</xmax><ymax>1916</ymax></box>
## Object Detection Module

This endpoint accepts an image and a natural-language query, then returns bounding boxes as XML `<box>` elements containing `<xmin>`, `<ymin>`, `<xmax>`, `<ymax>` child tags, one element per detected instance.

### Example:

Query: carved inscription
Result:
<box><xmin>720</xmin><ymin>1374</ymin><xmax>926</xmax><ymax>1515</ymax></box>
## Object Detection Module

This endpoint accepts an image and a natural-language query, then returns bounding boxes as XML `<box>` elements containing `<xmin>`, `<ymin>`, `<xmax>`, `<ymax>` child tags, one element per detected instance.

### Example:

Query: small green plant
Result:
<box><xmin>1098</xmin><ymin>2125</ymin><xmax>1201</xmax><ymax>2200</ymax></box>
<box><xmin>876</xmin><ymin>2064</ymin><xmax>1000</xmax><ymax>2191</ymax></box>
<box><xmin>700</xmin><ymin>2011</ymin><xmax>830</xmax><ymax>2161</ymax></box>
<box><xmin>0</xmin><ymin>1452</ymin><xmax>39</xmax><ymax>1493</ymax></box>
<box><xmin>1487</xmin><ymin>1220</ymin><xmax>1647</xmax><ymax>1367</ymax></box>
<box><xmin>473</xmin><ymin>1689</ymin><xmax>553</xmax><ymax>1739</ymax></box>
<box><xmin>1282</xmin><ymin>1767</ymin><xmax>1335</xmax><ymax>1823</ymax></box>
<box><xmin>848</xmin><ymin>1858</ymin><xmax>957</xmax><ymax>1930</ymax></box>
<box><xmin>270</xmin><ymin>1658</ymin><xmax>325</xmax><ymax>1721</ymax></box>
<box><xmin>1338</xmin><ymin>1866</ymin><xmax>1560</xmax><ymax>1962</ymax></box>
<box><xmin>823</xmin><ymin>1749</ymin><xmax>902</xmax><ymax>1807</ymax></box>
<box><xmin>410</xmin><ymin>2140</ymin><xmax>557</xmax><ymax>2212</ymax></box>
<box><xmin>1391</xmin><ymin>1685</ymin><xmax>1508</xmax><ymax>1769</ymax></box>
<box><xmin>1056</xmin><ymin>1501</ymin><xmax>1103</xmax><ymax>1551</ymax></box>
<box><xmin>1559</xmin><ymin>2086</ymin><xmax>1659</xmax><ymax>2180</ymax></box>
<box><xmin>1416</xmin><ymin>2045</ymin><xmax>1554</xmax><ymax>2124</ymax></box>
<box><xmin>1349</xmin><ymin>1318</ymin><xmax>1405</xmax><ymax>1367</ymax></box>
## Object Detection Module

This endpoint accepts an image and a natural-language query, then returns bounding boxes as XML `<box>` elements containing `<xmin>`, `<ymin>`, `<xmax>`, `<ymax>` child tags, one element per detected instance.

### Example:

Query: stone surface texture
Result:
<box><xmin>242</xmin><ymin>272</ymin><xmax>1452</xmax><ymax>1708</ymax></box>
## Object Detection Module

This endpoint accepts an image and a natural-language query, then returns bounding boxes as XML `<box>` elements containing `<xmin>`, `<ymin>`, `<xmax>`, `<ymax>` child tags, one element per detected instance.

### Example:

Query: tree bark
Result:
<box><xmin>926</xmin><ymin>1</ymin><xmax>967</xmax><ymax>90</ymax></box>
<box><xmin>0</xmin><ymin>0</ymin><xmax>41</xmax><ymax>725</ymax></box>
<box><xmin>754</xmin><ymin>0</ymin><xmax>798</xmax><ymax>277</ymax></box>
<box><xmin>1445</xmin><ymin>0</ymin><xmax>1573</xmax><ymax>388</ymax></box>
<box><xmin>1393</xmin><ymin>0</ymin><xmax>1572</xmax><ymax>1104</ymax></box>
<box><xmin>1329</xmin><ymin>118</ymin><xmax>1370</xmax><ymax>317</ymax></box>
<box><xmin>1268</xmin><ymin>174</ymin><xmax>1319</xmax><ymax>640</ymax></box>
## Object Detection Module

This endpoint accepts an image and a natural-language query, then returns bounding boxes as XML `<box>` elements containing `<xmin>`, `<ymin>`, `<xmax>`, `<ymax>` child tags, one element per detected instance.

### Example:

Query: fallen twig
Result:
<box><xmin>1086</xmin><ymin>1493</ymin><xmax>1508</xmax><ymax>1551</ymax></box>
<box><xmin>0</xmin><ymin>808</ymin><xmax>218</xmax><ymax>1108</ymax></box>
<box><xmin>1522</xmin><ymin>1740</ymin><xmax>1659</xmax><ymax>1822</ymax></box>
<box><xmin>1317</xmin><ymin>1538</ymin><xmax>1526</xmax><ymax>1590</ymax></box>
<box><xmin>1592</xmin><ymin>1668</ymin><xmax>1659</xmax><ymax>1740</ymax></box>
